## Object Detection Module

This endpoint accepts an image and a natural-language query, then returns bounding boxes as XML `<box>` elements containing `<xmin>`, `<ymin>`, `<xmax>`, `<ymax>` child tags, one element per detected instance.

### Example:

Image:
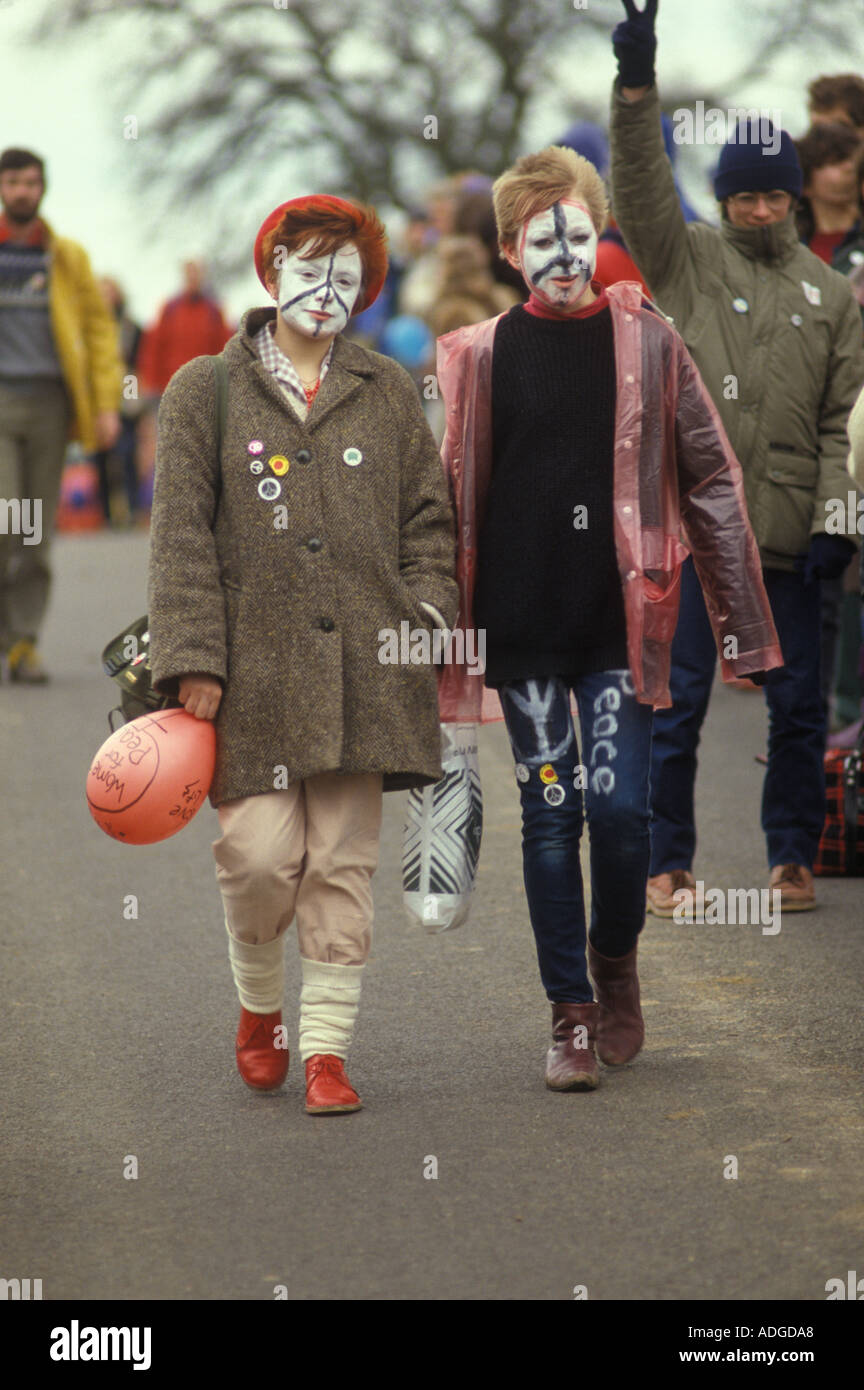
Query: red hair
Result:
<box><xmin>254</xmin><ymin>195</ymin><xmax>388</xmax><ymax>314</ymax></box>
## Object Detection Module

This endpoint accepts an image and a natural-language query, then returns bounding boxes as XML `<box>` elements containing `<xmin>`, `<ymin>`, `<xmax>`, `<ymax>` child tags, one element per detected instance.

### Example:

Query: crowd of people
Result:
<box><xmin>2</xmin><ymin>0</ymin><xmax>864</xmax><ymax>1103</ymax></box>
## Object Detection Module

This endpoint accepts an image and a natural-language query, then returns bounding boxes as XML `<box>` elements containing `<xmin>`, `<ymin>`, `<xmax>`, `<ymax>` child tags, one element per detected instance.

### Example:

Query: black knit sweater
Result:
<box><xmin>475</xmin><ymin>302</ymin><xmax>628</xmax><ymax>687</ymax></box>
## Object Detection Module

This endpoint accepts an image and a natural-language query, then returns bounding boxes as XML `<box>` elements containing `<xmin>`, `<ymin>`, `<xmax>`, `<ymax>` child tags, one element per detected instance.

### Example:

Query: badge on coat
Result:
<box><xmin>343</xmin><ymin>447</ymin><xmax>363</xmax><ymax>466</ymax></box>
<box><xmin>248</xmin><ymin>440</ymin><xmax>264</xmax><ymax>454</ymax></box>
<box><xmin>732</xmin><ymin>297</ymin><xmax>749</xmax><ymax>314</ymax></box>
<box><xmin>268</xmin><ymin>454</ymin><xmax>290</xmax><ymax>477</ymax></box>
<box><xmin>258</xmin><ymin>477</ymin><xmax>281</xmax><ymax>501</ymax></box>
<box><xmin>801</xmin><ymin>281</ymin><xmax>821</xmax><ymax>307</ymax></box>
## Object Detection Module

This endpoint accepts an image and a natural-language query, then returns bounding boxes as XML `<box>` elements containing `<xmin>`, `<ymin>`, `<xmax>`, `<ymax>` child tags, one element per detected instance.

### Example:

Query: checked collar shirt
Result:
<box><xmin>252</xmin><ymin>319</ymin><xmax>333</xmax><ymax>422</ymax></box>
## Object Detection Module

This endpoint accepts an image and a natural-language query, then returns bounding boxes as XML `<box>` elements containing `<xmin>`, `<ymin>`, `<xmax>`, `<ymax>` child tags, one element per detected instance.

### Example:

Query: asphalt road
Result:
<box><xmin>1</xmin><ymin>531</ymin><xmax>863</xmax><ymax>1302</ymax></box>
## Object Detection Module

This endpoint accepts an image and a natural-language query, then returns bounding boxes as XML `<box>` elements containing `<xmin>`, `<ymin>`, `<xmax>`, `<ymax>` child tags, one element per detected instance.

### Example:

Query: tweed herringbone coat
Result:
<box><xmin>147</xmin><ymin>307</ymin><xmax>458</xmax><ymax>806</ymax></box>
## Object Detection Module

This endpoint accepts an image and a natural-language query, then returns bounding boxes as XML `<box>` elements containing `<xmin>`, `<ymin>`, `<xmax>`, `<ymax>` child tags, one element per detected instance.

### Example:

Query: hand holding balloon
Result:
<box><xmin>178</xmin><ymin>674</ymin><xmax>223</xmax><ymax>720</ymax></box>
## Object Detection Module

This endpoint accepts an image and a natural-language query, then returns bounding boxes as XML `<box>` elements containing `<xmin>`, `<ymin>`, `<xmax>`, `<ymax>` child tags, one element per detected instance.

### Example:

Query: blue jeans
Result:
<box><xmin>649</xmin><ymin>557</ymin><xmax>826</xmax><ymax>874</ymax></box>
<box><xmin>499</xmin><ymin>672</ymin><xmax>654</xmax><ymax>1003</ymax></box>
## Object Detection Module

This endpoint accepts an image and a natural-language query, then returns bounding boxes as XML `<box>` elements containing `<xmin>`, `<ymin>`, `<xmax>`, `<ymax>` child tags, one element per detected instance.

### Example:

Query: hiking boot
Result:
<box><xmin>587</xmin><ymin>942</ymin><xmax>644</xmax><ymax>1066</ymax></box>
<box><xmin>545</xmin><ymin>1001</ymin><xmax>599</xmax><ymax>1091</ymax></box>
<box><xmin>769</xmin><ymin>863</ymin><xmax>815</xmax><ymax>912</ymax></box>
<box><xmin>7</xmin><ymin>639</ymin><xmax>49</xmax><ymax>684</ymax></box>
<box><xmin>646</xmin><ymin>870</ymin><xmax>700</xmax><ymax>919</ymax></box>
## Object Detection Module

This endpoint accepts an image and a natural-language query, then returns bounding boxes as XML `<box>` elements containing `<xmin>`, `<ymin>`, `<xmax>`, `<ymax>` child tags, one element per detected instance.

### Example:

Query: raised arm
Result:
<box><xmin>609</xmin><ymin>0</ymin><xmax>693</xmax><ymax>305</ymax></box>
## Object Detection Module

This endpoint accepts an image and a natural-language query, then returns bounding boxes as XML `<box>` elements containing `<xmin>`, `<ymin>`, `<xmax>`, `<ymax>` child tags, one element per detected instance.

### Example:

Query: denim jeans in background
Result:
<box><xmin>649</xmin><ymin>556</ymin><xmax>826</xmax><ymax>875</ymax></box>
<box><xmin>499</xmin><ymin>671</ymin><xmax>653</xmax><ymax>1003</ymax></box>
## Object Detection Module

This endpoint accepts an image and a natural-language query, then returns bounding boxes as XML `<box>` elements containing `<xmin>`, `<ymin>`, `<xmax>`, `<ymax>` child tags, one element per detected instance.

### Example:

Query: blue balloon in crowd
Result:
<box><xmin>379</xmin><ymin>315</ymin><xmax>432</xmax><ymax>370</ymax></box>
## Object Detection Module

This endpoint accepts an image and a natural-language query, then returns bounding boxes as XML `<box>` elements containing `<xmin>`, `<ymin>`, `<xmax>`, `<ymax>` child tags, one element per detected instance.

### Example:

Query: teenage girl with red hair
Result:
<box><xmin>148</xmin><ymin>196</ymin><xmax>457</xmax><ymax>1114</ymax></box>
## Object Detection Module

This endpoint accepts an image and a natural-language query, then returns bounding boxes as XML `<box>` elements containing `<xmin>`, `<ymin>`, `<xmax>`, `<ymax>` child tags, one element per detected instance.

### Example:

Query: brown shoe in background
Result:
<box><xmin>646</xmin><ymin>869</ymin><xmax>699</xmax><ymax>919</ymax></box>
<box><xmin>587</xmin><ymin>942</ymin><xmax>645</xmax><ymax>1066</ymax></box>
<box><xmin>769</xmin><ymin>863</ymin><xmax>816</xmax><ymax>912</ymax></box>
<box><xmin>545</xmin><ymin>1001</ymin><xmax>599</xmax><ymax>1091</ymax></box>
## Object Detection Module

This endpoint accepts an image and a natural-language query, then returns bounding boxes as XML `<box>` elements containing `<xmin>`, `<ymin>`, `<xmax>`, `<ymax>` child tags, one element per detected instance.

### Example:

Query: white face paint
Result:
<box><xmin>275</xmin><ymin>239</ymin><xmax>363</xmax><ymax>338</ymax></box>
<box><xmin>516</xmin><ymin>199</ymin><xmax>598</xmax><ymax>311</ymax></box>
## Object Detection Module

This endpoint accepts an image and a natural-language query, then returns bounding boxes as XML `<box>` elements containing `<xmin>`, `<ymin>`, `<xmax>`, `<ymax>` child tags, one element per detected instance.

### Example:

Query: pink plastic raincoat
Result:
<box><xmin>436</xmin><ymin>281</ymin><xmax>783</xmax><ymax>722</ymax></box>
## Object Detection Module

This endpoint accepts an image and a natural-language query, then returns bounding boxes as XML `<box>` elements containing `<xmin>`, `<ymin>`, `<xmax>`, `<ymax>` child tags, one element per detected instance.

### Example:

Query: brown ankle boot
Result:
<box><xmin>545</xmin><ymin>1001</ymin><xmax>599</xmax><ymax>1091</ymax></box>
<box><xmin>587</xmin><ymin>942</ymin><xmax>644</xmax><ymax>1065</ymax></box>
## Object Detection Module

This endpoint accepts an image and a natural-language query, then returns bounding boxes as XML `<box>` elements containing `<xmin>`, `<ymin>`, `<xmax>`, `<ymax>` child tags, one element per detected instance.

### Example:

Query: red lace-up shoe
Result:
<box><xmin>304</xmin><ymin>1054</ymin><xmax>362</xmax><ymax>1114</ymax></box>
<box><xmin>235</xmin><ymin>1008</ymin><xmax>289</xmax><ymax>1091</ymax></box>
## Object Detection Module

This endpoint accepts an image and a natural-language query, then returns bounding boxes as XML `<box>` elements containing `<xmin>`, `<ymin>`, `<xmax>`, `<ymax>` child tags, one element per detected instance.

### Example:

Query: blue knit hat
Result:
<box><xmin>557</xmin><ymin>121</ymin><xmax>610</xmax><ymax>180</ymax></box>
<box><xmin>713</xmin><ymin>120</ymin><xmax>802</xmax><ymax>201</ymax></box>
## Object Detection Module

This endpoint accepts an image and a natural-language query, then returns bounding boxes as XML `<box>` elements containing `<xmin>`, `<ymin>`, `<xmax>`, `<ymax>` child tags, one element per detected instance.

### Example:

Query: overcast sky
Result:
<box><xmin>1</xmin><ymin>0</ymin><xmax>859</xmax><ymax>328</ymax></box>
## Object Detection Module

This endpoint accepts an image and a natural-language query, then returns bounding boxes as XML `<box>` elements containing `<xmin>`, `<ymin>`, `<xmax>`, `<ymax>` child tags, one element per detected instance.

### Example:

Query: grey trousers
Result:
<box><xmin>0</xmin><ymin>379</ymin><xmax>71</xmax><ymax>649</ymax></box>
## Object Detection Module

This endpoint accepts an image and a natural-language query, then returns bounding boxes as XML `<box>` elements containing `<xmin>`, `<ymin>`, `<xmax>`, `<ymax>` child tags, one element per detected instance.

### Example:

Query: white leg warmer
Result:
<box><xmin>298</xmin><ymin>956</ymin><xmax>364</xmax><ymax>1062</ymax></box>
<box><xmin>226</xmin><ymin>924</ymin><xmax>285</xmax><ymax>1014</ymax></box>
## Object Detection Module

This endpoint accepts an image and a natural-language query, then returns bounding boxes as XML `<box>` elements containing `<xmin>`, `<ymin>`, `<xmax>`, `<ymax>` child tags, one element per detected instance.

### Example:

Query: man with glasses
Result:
<box><xmin>608</xmin><ymin>0</ymin><xmax>864</xmax><ymax>913</ymax></box>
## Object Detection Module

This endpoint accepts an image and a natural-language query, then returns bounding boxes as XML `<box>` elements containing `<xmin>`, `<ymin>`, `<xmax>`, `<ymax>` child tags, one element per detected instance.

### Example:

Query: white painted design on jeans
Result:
<box><xmin>591</xmin><ymin>766</ymin><xmax>615</xmax><ymax>795</ymax></box>
<box><xmin>589</xmin><ymin>684</ymin><xmax>619</xmax><ymax>795</ymax></box>
<box><xmin>592</xmin><ymin>712</ymin><xmax>618</xmax><ymax>738</ymax></box>
<box><xmin>590</xmin><ymin>738</ymin><xmax>617</xmax><ymax>766</ymax></box>
<box><xmin>505</xmin><ymin>678</ymin><xmax>573</xmax><ymax>762</ymax></box>
<box><xmin>593</xmin><ymin>685</ymin><xmax>621</xmax><ymax>713</ymax></box>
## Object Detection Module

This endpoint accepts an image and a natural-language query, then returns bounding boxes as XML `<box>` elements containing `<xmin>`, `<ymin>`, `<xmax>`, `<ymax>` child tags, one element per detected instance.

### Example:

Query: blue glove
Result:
<box><xmin>795</xmin><ymin>533</ymin><xmax>857</xmax><ymax>585</ymax></box>
<box><xmin>613</xmin><ymin>0</ymin><xmax>658</xmax><ymax>89</ymax></box>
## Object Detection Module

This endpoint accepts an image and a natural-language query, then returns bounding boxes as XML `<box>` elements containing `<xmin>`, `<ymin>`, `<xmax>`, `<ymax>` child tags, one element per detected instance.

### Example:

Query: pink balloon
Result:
<box><xmin>86</xmin><ymin>708</ymin><xmax>216</xmax><ymax>844</ymax></box>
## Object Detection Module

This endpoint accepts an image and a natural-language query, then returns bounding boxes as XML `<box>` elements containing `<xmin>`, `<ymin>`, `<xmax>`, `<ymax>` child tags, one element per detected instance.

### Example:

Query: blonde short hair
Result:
<box><xmin>492</xmin><ymin>146</ymin><xmax>608</xmax><ymax>251</ymax></box>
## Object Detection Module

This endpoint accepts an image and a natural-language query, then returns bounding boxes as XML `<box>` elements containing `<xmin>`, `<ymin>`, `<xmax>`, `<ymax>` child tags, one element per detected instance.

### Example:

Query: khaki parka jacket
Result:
<box><xmin>148</xmin><ymin>308</ymin><xmax>459</xmax><ymax>806</ymax></box>
<box><xmin>610</xmin><ymin>83</ymin><xmax>864</xmax><ymax>570</ymax></box>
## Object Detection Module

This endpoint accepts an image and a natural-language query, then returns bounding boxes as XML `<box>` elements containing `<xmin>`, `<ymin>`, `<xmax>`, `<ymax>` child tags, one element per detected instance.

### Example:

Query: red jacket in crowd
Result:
<box><xmin>138</xmin><ymin>292</ymin><xmax>232</xmax><ymax>393</ymax></box>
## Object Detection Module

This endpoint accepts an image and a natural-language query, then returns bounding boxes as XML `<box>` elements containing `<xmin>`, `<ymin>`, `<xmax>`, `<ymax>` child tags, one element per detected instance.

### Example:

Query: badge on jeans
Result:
<box><xmin>544</xmin><ymin>784</ymin><xmax>565</xmax><ymax>806</ymax></box>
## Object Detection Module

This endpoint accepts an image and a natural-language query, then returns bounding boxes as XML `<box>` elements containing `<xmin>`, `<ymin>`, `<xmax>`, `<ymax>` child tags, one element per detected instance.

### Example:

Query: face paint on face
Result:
<box><xmin>276</xmin><ymin>239</ymin><xmax>362</xmax><ymax>338</ymax></box>
<box><xmin>516</xmin><ymin>199</ymin><xmax>598</xmax><ymax>311</ymax></box>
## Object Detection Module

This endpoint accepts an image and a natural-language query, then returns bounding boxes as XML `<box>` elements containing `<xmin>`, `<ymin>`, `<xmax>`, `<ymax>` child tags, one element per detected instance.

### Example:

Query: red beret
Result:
<box><xmin>253</xmin><ymin>194</ymin><xmax>388</xmax><ymax>315</ymax></box>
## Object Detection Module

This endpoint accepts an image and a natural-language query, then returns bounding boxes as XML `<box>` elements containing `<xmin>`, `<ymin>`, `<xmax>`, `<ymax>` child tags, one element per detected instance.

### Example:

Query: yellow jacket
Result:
<box><xmin>43</xmin><ymin>218</ymin><xmax>123</xmax><ymax>450</ymax></box>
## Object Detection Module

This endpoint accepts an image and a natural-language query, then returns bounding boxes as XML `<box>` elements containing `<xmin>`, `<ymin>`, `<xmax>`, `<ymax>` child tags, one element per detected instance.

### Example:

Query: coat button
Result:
<box><xmin>307</xmin><ymin>538</ymin><xmax>322</xmax><ymax>552</ymax></box>
<box><xmin>319</xmin><ymin>617</ymin><xmax>335</xmax><ymax>632</ymax></box>
<box><xmin>296</xmin><ymin>449</ymin><xmax>312</xmax><ymax>464</ymax></box>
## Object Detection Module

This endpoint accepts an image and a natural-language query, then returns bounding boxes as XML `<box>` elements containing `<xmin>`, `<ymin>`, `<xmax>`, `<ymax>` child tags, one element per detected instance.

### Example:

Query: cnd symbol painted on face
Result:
<box><xmin>276</xmin><ymin>239</ymin><xmax>362</xmax><ymax>339</ymax></box>
<box><xmin>516</xmin><ymin>199</ymin><xmax>598</xmax><ymax>311</ymax></box>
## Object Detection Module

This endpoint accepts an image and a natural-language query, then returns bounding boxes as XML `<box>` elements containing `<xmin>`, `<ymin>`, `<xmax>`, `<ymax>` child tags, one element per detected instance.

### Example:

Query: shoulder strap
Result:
<box><xmin>212</xmin><ymin>353</ymin><xmax>228</xmax><ymax>454</ymax></box>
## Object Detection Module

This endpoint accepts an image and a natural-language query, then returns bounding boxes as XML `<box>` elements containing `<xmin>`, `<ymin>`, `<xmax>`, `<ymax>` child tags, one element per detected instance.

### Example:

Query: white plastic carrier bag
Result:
<box><xmin>402</xmin><ymin>723</ymin><xmax>483</xmax><ymax>933</ymax></box>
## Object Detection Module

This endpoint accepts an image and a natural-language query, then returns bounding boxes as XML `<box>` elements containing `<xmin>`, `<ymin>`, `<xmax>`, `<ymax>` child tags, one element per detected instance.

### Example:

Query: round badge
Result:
<box><xmin>248</xmin><ymin>440</ymin><xmax>264</xmax><ymax>455</ymax></box>
<box><xmin>539</xmin><ymin>763</ymin><xmax>558</xmax><ymax>785</ymax></box>
<box><xmin>732</xmin><ymin>297</ymin><xmax>749</xmax><ymax>314</ymax></box>
<box><xmin>268</xmin><ymin>454</ymin><xmax>290</xmax><ymax>477</ymax></box>
<box><xmin>249</xmin><ymin>460</ymin><xmax>264</xmax><ymax>474</ymax></box>
<box><xmin>544</xmin><ymin>784</ymin><xmax>565</xmax><ymax>806</ymax></box>
<box><xmin>850</xmin><ymin>250</ymin><xmax>864</xmax><ymax>266</ymax></box>
<box><xmin>790</xmin><ymin>314</ymin><xmax>803</xmax><ymax>327</ymax></box>
<box><xmin>258</xmin><ymin>477</ymin><xmax>281</xmax><ymax>501</ymax></box>
<box><xmin>343</xmin><ymin>447</ymin><xmax>363</xmax><ymax>466</ymax></box>
<box><xmin>515</xmin><ymin>763</ymin><xmax>530</xmax><ymax>784</ymax></box>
